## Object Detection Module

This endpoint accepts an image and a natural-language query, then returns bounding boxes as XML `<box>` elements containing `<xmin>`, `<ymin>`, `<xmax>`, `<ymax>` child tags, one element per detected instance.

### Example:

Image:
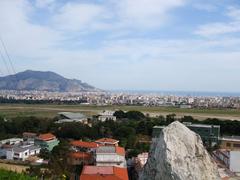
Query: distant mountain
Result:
<box><xmin>0</xmin><ymin>70</ymin><xmax>100</xmax><ymax>92</ymax></box>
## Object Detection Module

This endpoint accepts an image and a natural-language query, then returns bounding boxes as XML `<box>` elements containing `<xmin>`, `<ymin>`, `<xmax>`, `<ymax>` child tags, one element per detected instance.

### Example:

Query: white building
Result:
<box><xmin>229</xmin><ymin>151</ymin><xmax>240</xmax><ymax>173</ymax></box>
<box><xmin>96</xmin><ymin>146</ymin><xmax>126</xmax><ymax>167</ymax></box>
<box><xmin>98</xmin><ymin>111</ymin><xmax>116</xmax><ymax>122</ymax></box>
<box><xmin>0</xmin><ymin>138</ymin><xmax>23</xmax><ymax>145</ymax></box>
<box><xmin>213</xmin><ymin>150</ymin><xmax>240</xmax><ymax>173</ymax></box>
<box><xmin>6</xmin><ymin>144</ymin><xmax>41</xmax><ymax>161</ymax></box>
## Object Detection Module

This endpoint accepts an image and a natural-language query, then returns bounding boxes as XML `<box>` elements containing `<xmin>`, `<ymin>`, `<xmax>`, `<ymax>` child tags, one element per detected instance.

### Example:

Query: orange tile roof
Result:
<box><xmin>69</xmin><ymin>152</ymin><xmax>92</xmax><ymax>160</ymax></box>
<box><xmin>70</xmin><ymin>140</ymin><xmax>98</xmax><ymax>148</ymax></box>
<box><xmin>95</xmin><ymin>138</ymin><xmax>119</xmax><ymax>144</ymax></box>
<box><xmin>115</xmin><ymin>146</ymin><xmax>125</xmax><ymax>156</ymax></box>
<box><xmin>38</xmin><ymin>133</ymin><xmax>56</xmax><ymax>141</ymax></box>
<box><xmin>80</xmin><ymin>166</ymin><xmax>128</xmax><ymax>180</ymax></box>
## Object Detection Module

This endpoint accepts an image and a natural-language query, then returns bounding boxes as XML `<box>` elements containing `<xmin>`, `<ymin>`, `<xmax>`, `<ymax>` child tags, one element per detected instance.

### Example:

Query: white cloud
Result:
<box><xmin>115</xmin><ymin>0</ymin><xmax>186</xmax><ymax>28</ymax></box>
<box><xmin>35</xmin><ymin>0</ymin><xmax>56</xmax><ymax>9</ymax></box>
<box><xmin>52</xmin><ymin>2</ymin><xmax>106</xmax><ymax>31</ymax></box>
<box><xmin>195</xmin><ymin>6</ymin><xmax>240</xmax><ymax>36</ymax></box>
<box><xmin>227</xmin><ymin>6</ymin><xmax>240</xmax><ymax>21</ymax></box>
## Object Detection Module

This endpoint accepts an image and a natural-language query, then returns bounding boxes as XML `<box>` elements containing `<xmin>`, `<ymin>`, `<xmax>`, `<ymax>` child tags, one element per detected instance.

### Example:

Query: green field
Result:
<box><xmin>0</xmin><ymin>104</ymin><xmax>240</xmax><ymax>120</ymax></box>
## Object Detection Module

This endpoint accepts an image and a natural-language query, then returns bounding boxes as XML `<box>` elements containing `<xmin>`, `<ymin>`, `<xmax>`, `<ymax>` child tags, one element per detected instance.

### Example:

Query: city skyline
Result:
<box><xmin>0</xmin><ymin>0</ymin><xmax>240</xmax><ymax>92</ymax></box>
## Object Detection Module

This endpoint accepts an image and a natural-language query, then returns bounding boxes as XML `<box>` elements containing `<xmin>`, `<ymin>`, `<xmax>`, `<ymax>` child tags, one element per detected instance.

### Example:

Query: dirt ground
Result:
<box><xmin>0</xmin><ymin>162</ymin><xmax>29</xmax><ymax>173</ymax></box>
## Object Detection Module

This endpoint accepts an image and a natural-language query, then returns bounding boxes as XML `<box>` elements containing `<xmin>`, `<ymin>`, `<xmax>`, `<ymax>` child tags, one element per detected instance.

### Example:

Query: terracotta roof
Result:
<box><xmin>80</xmin><ymin>166</ymin><xmax>128</xmax><ymax>180</ymax></box>
<box><xmin>71</xmin><ymin>140</ymin><xmax>98</xmax><ymax>148</ymax></box>
<box><xmin>38</xmin><ymin>133</ymin><xmax>56</xmax><ymax>141</ymax></box>
<box><xmin>69</xmin><ymin>152</ymin><xmax>92</xmax><ymax>160</ymax></box>
<box><xmin>115</xmin><ymin>146</ymin><xmax>125</xmax><ymax>156</ymax></box>
<box><xmin>95</xmin><ymin>138</ymin><xmax>119</xmax><ymax>144</ymax></box>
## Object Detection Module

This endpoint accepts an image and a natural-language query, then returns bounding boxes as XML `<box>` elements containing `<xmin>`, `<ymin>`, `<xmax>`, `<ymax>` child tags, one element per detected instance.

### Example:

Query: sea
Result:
<box><xmin>109</xmin><ymin>90</ymin><xmax>240</xmax><ymax>97</ymax></box>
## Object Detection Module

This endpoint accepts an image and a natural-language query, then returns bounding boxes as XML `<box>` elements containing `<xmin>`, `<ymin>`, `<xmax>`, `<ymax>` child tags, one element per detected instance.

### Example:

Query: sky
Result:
<box><xmin>0</xmin><ymin>0</ymin><xmax>240</xmax><ymax>92</ymax></box>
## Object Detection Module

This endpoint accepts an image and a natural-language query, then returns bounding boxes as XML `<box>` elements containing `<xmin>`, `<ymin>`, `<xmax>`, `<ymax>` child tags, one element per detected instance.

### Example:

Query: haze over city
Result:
<box><xmin>0</xmin><ymin>0</ymin><xmax>240</xmax><ymax>92</ymax></box>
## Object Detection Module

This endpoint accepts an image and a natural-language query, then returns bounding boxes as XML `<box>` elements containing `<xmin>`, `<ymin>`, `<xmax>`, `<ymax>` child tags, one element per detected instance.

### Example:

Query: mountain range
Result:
<box><xmin>0</xmin><ymin>70</ymin><xmax>100</xmax><ymax>92</ymax></box>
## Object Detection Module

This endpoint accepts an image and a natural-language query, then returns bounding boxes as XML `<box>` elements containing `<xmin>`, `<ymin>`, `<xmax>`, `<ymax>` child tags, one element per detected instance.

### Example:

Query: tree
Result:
<box><xmin>125</xmin><ymin>111</ymin><xmax>145</xmax><ymax>120</ymax></box>
<box><xmin>114</xmin><ymin>110</ymin><xmax>126</xmax><ymax>119</ymax></box>
<box><xmin>166</xmin><ymin>114</ymin><xmax>176</xmax><ymax>124</ymax></box>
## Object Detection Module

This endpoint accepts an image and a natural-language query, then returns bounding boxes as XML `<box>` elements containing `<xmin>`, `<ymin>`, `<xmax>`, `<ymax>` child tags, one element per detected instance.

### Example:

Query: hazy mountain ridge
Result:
<box><xmin>0</xmin><ymin>70</ymin><xmax>100</xmax><ymax>92</ymax></box>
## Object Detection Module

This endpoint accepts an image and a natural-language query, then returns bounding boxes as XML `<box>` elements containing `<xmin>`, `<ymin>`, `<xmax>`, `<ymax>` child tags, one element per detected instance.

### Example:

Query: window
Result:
<box><xmin>233</xmin><ymin>143</ymin><xmax>240</xmax><ymax>148</ymax></box>
<box><xmin>226</xmin><ymin>143</ymin><xmax>231</xmax><ymax>147</ymax></box>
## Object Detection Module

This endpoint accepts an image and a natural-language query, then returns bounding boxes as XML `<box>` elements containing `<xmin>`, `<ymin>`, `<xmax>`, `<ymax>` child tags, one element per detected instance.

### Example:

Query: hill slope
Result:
<box><xmin>0</xmin><ymin>70</ymin><xmax>99</xmax><ymax>92</ymax></box>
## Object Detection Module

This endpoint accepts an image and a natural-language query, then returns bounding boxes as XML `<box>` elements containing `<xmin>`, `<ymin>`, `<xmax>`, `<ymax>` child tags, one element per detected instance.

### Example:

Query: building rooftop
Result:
<box><xmin>95</xmin><ymin>138</ymin><xmax>119</xmax><ymax>145</ymax></box>
<box><xmin>153</xmin><ymin>123</ymin><xmax>220</xmax><ymax>129</ymax></box>
<box><xmin>70</xmin><ymin>140</ymin><xmax>98</xmax><ymax>149</ymax></box>
<box><xmin>37</xmin><ymin>133</ymin><xmax>56</xmax><ymax>141</ymax></box>
<box><xmin>8</xmin><ymin>145</ymin><xmax>40</xmax><ymax>153</ymax></box>
<box><xmin>58</xmin><ymin>112</ymin><xmax>86</xmax><ymax>120</ymax></box>
<box><xmin>80</xmin><ymin>166</ymin><xmax>128</xmax><ymax>180</ymax></box>
<box><xmin>22</xmin><ymin>132</ymin><xmax>37</xmax><ymax>137</ymax></box>
<box><xmin>96</xmin><ymin>146</ymin><xmax>125</xmax><ymax>156</ymax></box>
<box><xmin>99</xmin><ymin>110</ymin><xmax>115</xmax><ymax>116</ymax></box>
<box><xmin>221</xmin><ymin>136</ymin><xmax>240</xmax><ymax>142</ymax></box>
<box><xmin>69</xmin><ymin>152</ymin><xmax>92</xmax><ymax>160</ymax></box>
<box><xmin>185</xmin><ymin>123</ymin><xmax>220</xmax><ymax>128</ymax></box>
<box><xmin>55</xmin><ymin>119</ymin><xmax>87</xmax><ymax>123</ymax></box>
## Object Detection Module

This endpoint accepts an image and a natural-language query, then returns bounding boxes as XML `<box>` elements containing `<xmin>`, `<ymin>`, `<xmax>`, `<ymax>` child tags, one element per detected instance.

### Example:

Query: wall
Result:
<box><xmin>230</xmin><ymin>151</ymin><xmax>240</xmax><ymax>173</ymax></box>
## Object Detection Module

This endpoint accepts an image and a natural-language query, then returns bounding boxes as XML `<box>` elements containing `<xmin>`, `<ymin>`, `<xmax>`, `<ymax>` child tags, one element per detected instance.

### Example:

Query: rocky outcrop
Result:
<box><xmin>140</xmin><ymin>121</ymin><xmax>220</xmax><ymax>180</ymax></box>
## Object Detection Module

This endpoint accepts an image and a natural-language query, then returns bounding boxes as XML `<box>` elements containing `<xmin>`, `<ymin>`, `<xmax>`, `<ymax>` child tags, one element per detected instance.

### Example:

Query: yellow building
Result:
<box><xmin>220</xmin><ymin>136</ymin><xmax>240</xmax><ymax>151</ymax></box>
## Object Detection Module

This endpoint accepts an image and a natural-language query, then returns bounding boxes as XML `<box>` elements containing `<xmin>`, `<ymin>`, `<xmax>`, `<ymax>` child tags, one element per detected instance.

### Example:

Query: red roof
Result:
<box><xmin>71</xmin><ymin>140</ymin><xmax>98</xmax><ymax>148</ymax></box>
<box><xmin>115</xmin><ymin>146</ymin><xmax>125</xmax><ymax>156</ymax></box>
<box><xmin>38</xmin><ymin>133</ymin><xmax>56</xmax><ymax>141</ymax></box>
<box><xmin>95</xmin><ymin>138</ymin><xmax>119</xmax><ymax>144</ymax></box>
<box><xmin>80</xmin><ymin>166</ymin><xmax>128</xmax><ymax>180</ymax></box>
<box><xmin>69</xmin><ymin>152</ymin><xmax>92</xmax><ymax>160</ymax></box>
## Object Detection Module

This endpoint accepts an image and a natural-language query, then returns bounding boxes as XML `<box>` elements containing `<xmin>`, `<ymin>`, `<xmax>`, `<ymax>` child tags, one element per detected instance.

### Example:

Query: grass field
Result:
<box><xmin>0</xmin><ymin>104</ymin><xmax>240</xmax><ymax>120</ymax></box>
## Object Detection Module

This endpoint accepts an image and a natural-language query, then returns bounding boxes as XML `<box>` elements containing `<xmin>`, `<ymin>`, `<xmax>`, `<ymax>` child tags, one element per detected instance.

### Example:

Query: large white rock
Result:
<box><xmin>140</xmin><ymin>121</ymin><xmax>220</xmax><ymax>180</ymax></box>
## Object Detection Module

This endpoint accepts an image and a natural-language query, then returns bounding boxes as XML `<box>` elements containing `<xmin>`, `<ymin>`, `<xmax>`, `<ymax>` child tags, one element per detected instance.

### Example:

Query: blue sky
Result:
<box><xmin>0</xmin><ymin>0</ymin><xmax>240</xmax><ymax>92</ymax></box>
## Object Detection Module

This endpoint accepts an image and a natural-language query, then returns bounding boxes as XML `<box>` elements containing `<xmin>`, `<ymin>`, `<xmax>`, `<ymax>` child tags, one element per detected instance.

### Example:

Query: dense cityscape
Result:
<box><xmin>1</xmin><ymin>90</ymin><xmax>240</xmax><ymax>109</ymax></box>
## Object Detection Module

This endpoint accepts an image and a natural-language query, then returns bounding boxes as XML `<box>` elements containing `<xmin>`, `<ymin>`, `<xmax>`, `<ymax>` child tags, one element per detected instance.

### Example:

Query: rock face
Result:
<box><xmin>140</xmin><ymin>121</ymin><xmax>220</xmax><ymax>180</ymax></box>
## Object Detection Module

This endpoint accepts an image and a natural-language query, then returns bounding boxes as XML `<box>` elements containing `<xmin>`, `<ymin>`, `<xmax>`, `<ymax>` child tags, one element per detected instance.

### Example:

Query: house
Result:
<box><xmin>56</xmin><ymin>112</ymin><xmax>88</xmax><ymax>124</ymax></box>
<box><xmin>0</xmin><ymin>138</ymin><xmax>24</xmax><ymax>158</ymax></box>
<box><xmin>23</xmin><ymin>132</ymin><xmax>37</xmax><ymax>144</ymax></box>
<box><xmin>0</xmin><ymin>144</ymin><xmax>11</xmax><ymax>158</ymax></box>
<box><xmin>96</xmin><ymin>146</ymin><xmax>126</xmax><ymax>167</ymax></box>
<box><xmin>70</xmin><ymin>140</ymin><xmax>98</xmax><ymax>153</ymax></box>
<box><xmin>6</xmin><ymin>144</ymin><xmax>41</xmax><ymax>161</ymax></box>
<box><xmin>98</xmin><ymin>111</ymin><xmax>117</xmax><ymax>122</ymax></box>
<box><xmin>152</xmin><ymin>122</ymin><xmax>220</xmax><ymax>146</ymax></box>
<box><xmin>95</xmin><ymin>138</ymin><xmax>119</xmax><ymax>147</ymax></box>
<box><xmin>0</xmin><ymin>138</ymin><xmax>23</xmax><ymax>145</ymax></box>
<box><xmin>67</xmin><ymin>152</ymin><xmax>93</xmax><ymax>165</ymax></box>
<box><xmin>213</xmin><ymin>149</ymin><xmax>240</xmax><ymax>173</ymax></box>
<box><xmin>220</xmin><ymin>136</ymin><xmax>240</xmax><ymax>151</ymax></box>
<box><xmin>35</xmin><ymin>133</ymin><xmax>59</xmax><ymax>151</ymax></box>
<box><xmin>80</xmin><ymin>166</ymin><xmax>129</xmax><ymax>180</ymax></box>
